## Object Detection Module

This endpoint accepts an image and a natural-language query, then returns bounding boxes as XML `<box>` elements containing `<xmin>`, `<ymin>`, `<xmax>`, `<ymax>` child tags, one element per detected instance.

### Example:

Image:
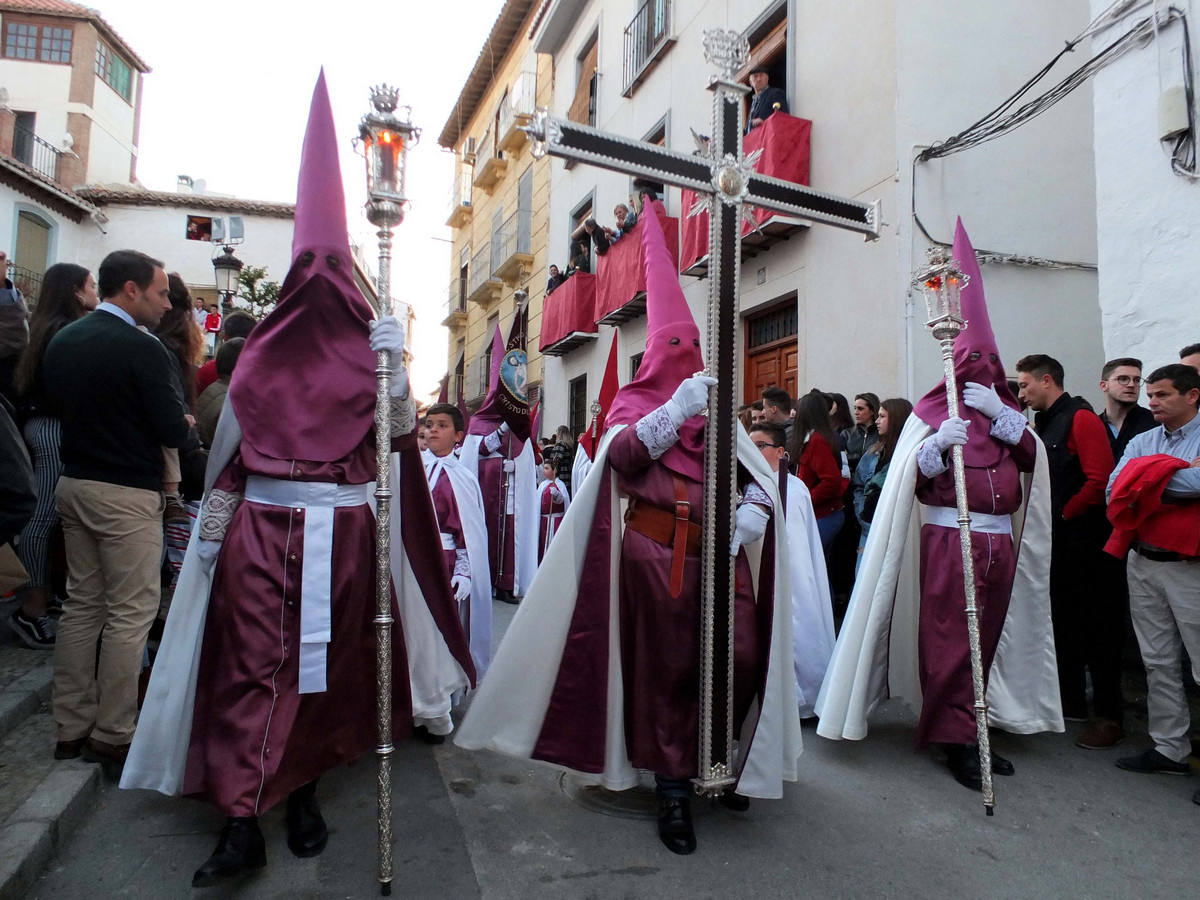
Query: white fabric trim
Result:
<box><xmin>439</xmin><ymin>532</ymin><xmax>457</xmax><ymax>550</ymax></box>
<box><xmin>921</xmin><ymin>504</ymin><xmax>1012</xmax><ymax>535</ymax></box>
<box><xmin>634</xmin><ymin>406</ymin><xmax>680</xmax><ymax>459</ymax></box>
<box><xmin>990</xmin><ymin>407</ymin><xmax>1028</xmax><ymax>445</ymax></box>
<box><xmin>244</xmin><ymin>476</ymin><xmax>373</xmax><ymax>695</ymax></box>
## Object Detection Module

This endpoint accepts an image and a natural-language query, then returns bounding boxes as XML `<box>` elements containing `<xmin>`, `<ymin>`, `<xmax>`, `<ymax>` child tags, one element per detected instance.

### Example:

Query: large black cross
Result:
<box><xmin>525</xmin><ymin>28</ymin><xmax>879</xmax><ymax>794</ymax></box>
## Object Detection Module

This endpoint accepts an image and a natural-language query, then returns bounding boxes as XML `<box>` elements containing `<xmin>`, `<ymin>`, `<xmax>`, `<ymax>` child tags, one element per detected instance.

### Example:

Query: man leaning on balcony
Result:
<box><xmin>747</xmin><ymin>66</ymin><xmax>788</xmax><ymax>133</ymax></box>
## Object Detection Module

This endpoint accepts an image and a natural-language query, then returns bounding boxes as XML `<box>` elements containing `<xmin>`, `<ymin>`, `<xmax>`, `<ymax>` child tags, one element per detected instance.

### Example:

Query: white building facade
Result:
<box><xmin>532</xmin><ymin>0</ymin><xmax>1106</xmax><ymax>434</ymax></box>
<box><xmin>1091</xmin><ymin>0</ymin><xmax>1200</xmax><ymax>372</ymax></box>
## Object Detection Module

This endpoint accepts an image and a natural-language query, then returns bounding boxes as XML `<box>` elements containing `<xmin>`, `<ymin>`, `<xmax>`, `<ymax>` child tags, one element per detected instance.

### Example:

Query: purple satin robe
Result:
<box><xmin>913</xmin><ymin>429</ymin><xmax>1036</xmax><ymax>747</ymax></box>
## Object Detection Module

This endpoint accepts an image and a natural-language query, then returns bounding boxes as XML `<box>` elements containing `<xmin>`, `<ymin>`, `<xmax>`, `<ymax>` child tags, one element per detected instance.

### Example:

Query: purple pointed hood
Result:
<box><xmin>229</xmin><ymin>70</ymin><xmax>377</xmax><ymax>463</ymax></box>
<box><xmin>606</xmin><ymin>199</ymin><xmax>704</xmax><ymax>481</ymax></box>
<box><xmin>913</xmin><ymin>218</ymin><xmax>1019</xmax><ymax>467</ymax></box>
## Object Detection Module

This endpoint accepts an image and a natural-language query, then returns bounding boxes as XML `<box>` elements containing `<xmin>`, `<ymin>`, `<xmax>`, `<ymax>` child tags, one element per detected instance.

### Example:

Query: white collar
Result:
<box><xmin>96</xmin><ymin>301</ymin><xmax>135</xmax><ymax>327</ymax></box>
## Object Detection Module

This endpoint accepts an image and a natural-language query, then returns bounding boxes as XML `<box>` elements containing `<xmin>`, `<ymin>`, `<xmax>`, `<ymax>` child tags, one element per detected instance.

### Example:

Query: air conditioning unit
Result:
<box><xmin>462</xmin><ymin>136</ymin><xmax>477</xmax><ymax>165</ymax></box>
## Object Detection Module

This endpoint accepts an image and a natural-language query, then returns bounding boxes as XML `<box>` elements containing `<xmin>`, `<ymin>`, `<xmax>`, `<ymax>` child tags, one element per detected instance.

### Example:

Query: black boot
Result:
<box><xmin>990</xmin><ymin>748</ymin><xmax>1015</xmax><ymax>776</ymax></box>
<box><xmin>656</xmin><ymin>795</ymin><xmax>696</xmax><ymax>855</ymax></box>
<box><xmin>717</xmin><ymin>788</ymin><xmax>750</xmax><ymax>812</ymax></box>
<box><xmin>192</xmin><ymin>817</ymin><xmax>266</xmax><ymax>887</ymax></box>
<box><xmin>286</xmin><ymin>780</ymin><xmax>329</xmax><ymax>858</ymax></box>
<box><xmin>944</xmin><ymin>743</ymin><xmax>983</xmax><ymax>791</ymax></box>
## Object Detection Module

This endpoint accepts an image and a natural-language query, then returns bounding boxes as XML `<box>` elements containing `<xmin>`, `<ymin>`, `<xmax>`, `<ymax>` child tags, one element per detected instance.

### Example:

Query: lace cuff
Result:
<box><xmin>990</xmin><ymin>407</ymin><xmax>1027</xmax><ymax>445</ymax></box>
<box><xmin>741</xmin><ymin>480</ymin><xmax>772</xmax><ymax>511</ymax></box>
<box><xmin>916</xmin><ymin>440</ymin><xmax>949</xmax><ymax>478</ymax></box>
<box><xmin>483</xmin><ymin>430</ymin><xmax>502</xmax><ymax>454</ymax></box>
<box><xmin>453</xmin><ymin>548</ymin><xmax>470</xmax><ymax>578</ymax></box>
<box><xmin>390</xmin><ymin>394</ymin><xmax>416</xmax><ymax>438</ymax></box>
<box><xmin>198</xmin><ymin>489</ymin><xmax>242</xmax><ymax>542</ymax></box>
<box><xmin>635</xmin><ymin>406</ymin><xmax>680</xmax><ymax>459</ymax></box>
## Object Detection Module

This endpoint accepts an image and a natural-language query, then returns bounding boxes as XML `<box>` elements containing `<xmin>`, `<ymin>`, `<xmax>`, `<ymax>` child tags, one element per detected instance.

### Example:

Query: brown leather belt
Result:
<box><xmin>624</xmin><ymin>477</ymin><xmax>700</xmax><ymax>598</ymax></box>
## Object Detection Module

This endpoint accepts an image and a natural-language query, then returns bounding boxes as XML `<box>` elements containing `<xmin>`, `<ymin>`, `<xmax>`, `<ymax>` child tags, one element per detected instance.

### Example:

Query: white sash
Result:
<box><xmin>244</xmin><ymin>476</ymin><xmax>374</xmax><ymax>694</ymax></box>
<box><xmin>921</xmin><ymin>503</ymin><xmax>1012</xmax><ymax>535</ymax></box>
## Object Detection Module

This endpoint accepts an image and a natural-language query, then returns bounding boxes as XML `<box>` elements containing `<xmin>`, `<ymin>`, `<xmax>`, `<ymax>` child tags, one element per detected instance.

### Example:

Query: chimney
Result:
<box><xmin>177</xmin><ymin>174</ymin><xmax>193</xmax><ymax>193</ymax></box>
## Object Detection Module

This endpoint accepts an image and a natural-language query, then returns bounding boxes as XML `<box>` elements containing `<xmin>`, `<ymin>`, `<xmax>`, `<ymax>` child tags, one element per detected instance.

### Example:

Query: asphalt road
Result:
<box><xmin>25</xmin><ymin>601</ymin><xmax>1200</xmax><ymax>899</ymax></box>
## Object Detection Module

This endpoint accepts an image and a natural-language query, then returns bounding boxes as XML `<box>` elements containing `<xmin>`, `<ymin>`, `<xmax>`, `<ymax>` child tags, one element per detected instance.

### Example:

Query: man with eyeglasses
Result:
<box><xmin>1016</xmin><ymin>354</ymin><xmax>1120</xmax><ymax>748</ymax></box>
<box><xmin>1099</xmin><ymin>357</ymin><xmax>1156</xmax><ymax>461</ymax></box>
<box><xmin>1105</xmin><ymin>364</ymin><xmax>1200</xmax><ymax>805</ymax></box>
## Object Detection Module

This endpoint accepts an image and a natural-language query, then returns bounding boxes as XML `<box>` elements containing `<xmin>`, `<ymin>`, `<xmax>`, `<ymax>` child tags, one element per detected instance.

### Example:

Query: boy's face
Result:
<box><xmin>424</xmin><ymin>413</ymin><xmax>462</xmax><ymax>456</ymax></box>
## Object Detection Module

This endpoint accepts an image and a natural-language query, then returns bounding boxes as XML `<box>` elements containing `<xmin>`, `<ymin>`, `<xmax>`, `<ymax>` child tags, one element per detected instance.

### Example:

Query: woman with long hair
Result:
<box><xmin>156</xmin><ymin>274</ymin><xmax>206</xmax><ymax>410</ymax></box>
<box><xmin>10</xmin><ymin>263</ymin><xmax>98</xmax><ymax>648</ymax></box>
<box><xmin>852</xmin><ymin>397</ymin><xmax>914</xmax><ymax>566</ymax></box>
<box><xmin>788</xmin><ymin>390</ymin><xmax>848</xmax><ymax>564</ymax></box>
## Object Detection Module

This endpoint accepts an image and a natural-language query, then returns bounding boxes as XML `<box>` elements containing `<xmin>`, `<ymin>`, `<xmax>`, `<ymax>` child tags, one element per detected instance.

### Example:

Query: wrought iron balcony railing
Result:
<box><xmin>622</xmin><ymin>0</ymin><xmax>674</xmax><ymax>97</ymax></box>
<box><xmin>12</xmin><ymin>125</ymin><xmax>63</xmax><ymax>182</ymax></box>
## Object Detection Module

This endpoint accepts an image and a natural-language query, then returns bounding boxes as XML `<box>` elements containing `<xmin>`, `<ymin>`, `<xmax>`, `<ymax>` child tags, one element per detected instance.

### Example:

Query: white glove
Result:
<box><xmin>730</xmin><ymin>502</ymin><xmax>770</xmax><ymax>556</ymax></box>
<box><xmin>451</xmin><ymin>574</ymin><xmax>471</xmax><ymax>602</ymax></box>
<box><xmin>930</xmin><ymin>417</ymin><xmax>969</xmax><ymax>453</ymax></box>
<box><xmin>664</xmin><ymin>375</ymin><xmax>717</xmax><ymax>427</ymax></box>
<box><xmin>963</xmin><ymin>381</ymin><xmax>1004</xmax><ymax>419</ymax></box>
<box><xmin>498</xmin><ymin>421</ymin><xmax>510</xmax><ymax>435</ymax></box>
<box><xmin>549</xmin><ymin>485</ymin><xmax>563</xmax><ymax>503</ymax></box>
<box><xmin>195</xmin><ymin>538</ymin><xmax>222</xmax><ymax>575</ymax></box>
<box><xmin>502</xmin><ymin>459</ymin><xmax>516</xmax><ymax>473</ymax></box>
<box><xmin>369</xmin><ymin>317</ymin><xmax>409</xmax><ymax>397</ymax></box>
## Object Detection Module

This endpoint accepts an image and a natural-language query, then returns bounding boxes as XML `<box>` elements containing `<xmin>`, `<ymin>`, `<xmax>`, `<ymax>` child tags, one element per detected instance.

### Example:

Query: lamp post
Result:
<box><xmin>211</xmin><ymin>245</ymin><xmax>244</xmax><ymax>317</ymax></box>
<box><xmin>355</xmin><ymin>82</ymin><xmax>417</xmax><ymax>897</ymax></box>
<box><xmin>911</xmin><ymin>246</ymin><xmax>995</xmax><ymax>816</ymax></box>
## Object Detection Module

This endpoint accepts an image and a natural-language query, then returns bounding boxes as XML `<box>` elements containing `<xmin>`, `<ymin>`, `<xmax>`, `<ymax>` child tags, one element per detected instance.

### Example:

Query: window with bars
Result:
<box><xmin>747</xmin><ymin>304</ymin><xmax>797</xmax><ymax>349</ymax></box>
<box><xmin>568</xmin><ymin>375</ymin><xmax>588</xmax><ymax>439</ymax></box>
<box><xmin>95</xmin><ymin>41</ymin><xmax>132</xmax><ymax>101</ymax></box>
<box><xmin>3</xmin><ymin>23</ymin><xmax>71</xmax><ymax>62</ymax></box>
<box><xmin>630</xmin><ymin>352</ymin><xmax>644</xmax><ymax>380</ymax></box>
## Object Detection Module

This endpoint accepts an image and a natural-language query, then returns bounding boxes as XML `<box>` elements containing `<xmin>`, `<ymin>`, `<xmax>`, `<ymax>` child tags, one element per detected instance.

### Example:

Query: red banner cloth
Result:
<box><xmin>594</xmin><ymin>214</ymin><xmax>679</xmax><ymax>321</ymax></box>
<box><xmin>678</xmin><ymin>112</ymin><xmax>812</xmax><ymax>272</ymax></box>
<box><xmin>539</xmin><ymin>272</ymin><xmax>598</xmax><ymax>351</ymax></box>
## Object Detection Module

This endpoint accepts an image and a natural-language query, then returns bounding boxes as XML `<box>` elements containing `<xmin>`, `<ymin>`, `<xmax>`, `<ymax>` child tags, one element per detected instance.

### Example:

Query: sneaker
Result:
<box><xmin>164</xmin><ymin>494</ymin><xmax>189</xmax><ymax>524</ymax></box>
<box><xmin>1076</xmin><ymin>718</ymin><xmax>1125</xmax><ymax>750</ymax></box>
<box><xmin>1115</xmin><ymin>748</ymin><xmax>1191</xmax><ymax>775</ymax></box>
<box><xmin>10</xmin><ymin>609</ymin><xmax>55</xmax><ymax>649</ymax></box>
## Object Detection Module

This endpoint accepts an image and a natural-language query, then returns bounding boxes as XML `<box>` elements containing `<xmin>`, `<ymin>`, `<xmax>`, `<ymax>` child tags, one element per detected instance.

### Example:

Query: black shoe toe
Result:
<box><xmin>192</xmin><ymin>818</ymin><xmax>266</xmax><ymax>887</ymax></box>
<box><xmin>990</xmin><ymin>751</ymin><xmax>1015</xmax><ymax>777</ymax></box>
<box><xmin>286</xmin><ymin>782</ymin><xmax>329</xmax><ymax>859</ymax></box>
<box><xmin>657</xmin><ymin>797</ymin><xmax>696</xmax><ymax>855</ymax></box>
<box><xmin>717</xmin><ymin>789</ymin><xmax>750</xmax><ymax>812</ymax></box>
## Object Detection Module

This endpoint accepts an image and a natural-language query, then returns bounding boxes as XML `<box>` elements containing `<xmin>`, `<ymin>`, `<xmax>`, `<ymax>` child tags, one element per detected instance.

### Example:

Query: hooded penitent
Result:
<box><xmin>912</xmin><ymin>218</ymin><xmax>1019</xmax><ymax>467</ymax></box>
<box><xmin>605</xmin><ymin>199</ymin><xmax>704</xmax><ymax>481</ymax></box>
<box><xmin>469</xmin><ymin>315</ymin><xmax>530</xmax><ymax>443</ymax></box>
<box><xmin>578</xmin><ymin>331</ymin><xmax>620</xmax><ymax>460</ymax></box>
<box><xmin>228</xmin><ymin>70</ymin><xmax>376</xmax><ymax>463</ymax></box>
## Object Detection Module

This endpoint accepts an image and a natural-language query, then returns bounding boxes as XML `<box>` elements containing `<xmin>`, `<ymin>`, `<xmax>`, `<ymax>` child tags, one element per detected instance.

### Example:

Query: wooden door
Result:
<box><xmin>744</xmin><ymin>302</ymin><xmax>798</xmax><ymax>404</ymax></box>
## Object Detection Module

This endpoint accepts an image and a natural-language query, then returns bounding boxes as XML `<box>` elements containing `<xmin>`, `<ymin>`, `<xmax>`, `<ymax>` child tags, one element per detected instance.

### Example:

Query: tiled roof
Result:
<box><xmin>75</xmin><ymin>186</ymin><xmax>294</xmax><ymax>218</ymax></box>
<box><xmin>0</xmin><ymin>153</ymin><xmax>98</xmax><ymax>219</ymax></box>
<box><xmin>0</xmin><ymin>0</ymin><xmax>150</xmax><ymax>71</ymax></box>
<box><xmin>438</xmin><ymin>0</ymin><xmax>537</xmax><ymax>149</ymax></box>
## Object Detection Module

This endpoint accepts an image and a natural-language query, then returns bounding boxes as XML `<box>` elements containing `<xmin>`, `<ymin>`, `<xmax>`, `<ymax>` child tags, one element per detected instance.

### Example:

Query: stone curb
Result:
<box><xmin>0</xmin><ymin>660</ymin><xmax>53</xmax><ymax>743</ymax></box>
<box><xmin>0</xmin><ymin>763</ymin><xmax>100</xmax><ymax>900</ymax></box>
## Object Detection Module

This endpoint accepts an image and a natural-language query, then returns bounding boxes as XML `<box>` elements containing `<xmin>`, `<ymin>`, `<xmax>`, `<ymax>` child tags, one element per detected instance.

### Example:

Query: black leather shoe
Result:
<box><xmin>495</xmin><ymin>588</ymin><xmax>519</xmax><ymax>605</ymax></box>
<box><xmin>413</xmin><ymin>725</ymin><xmax>446</xmax><ymax>745</ymax></box>
<box><xmin>990</xmin><ymin>749</ymin><xmax>1015</xmax><ymax>777</ymax></box>
<box><xmin>657</xmin><ymin>796</ymin><xmax>696</xmax><ymax>855</ymax></box>
<box><xmin>192</xmin><ymin>817</ymin><xmax>266</xmax><ymax>887</ymax></box>
<box><xmin>944</xmin><ymin>743</ymin><xmax>983</xmax><ymax>791</ymax></box>
<box><xmin>286</xmin><ymin>780</ymin><xmax>329</xmax><ymax>858</ymax></box>
<box><xmin>717</xmin><ymin>789</ymin><xmax>750</xmax><ymax>812</ymax></box>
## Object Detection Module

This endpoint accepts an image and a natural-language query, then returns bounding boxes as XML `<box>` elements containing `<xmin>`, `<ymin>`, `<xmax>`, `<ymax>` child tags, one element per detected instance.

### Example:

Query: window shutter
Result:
<box><xmin>568</xmin><ymin>40</ymin><xmax>599</xmax><ymax>125</ymax></box>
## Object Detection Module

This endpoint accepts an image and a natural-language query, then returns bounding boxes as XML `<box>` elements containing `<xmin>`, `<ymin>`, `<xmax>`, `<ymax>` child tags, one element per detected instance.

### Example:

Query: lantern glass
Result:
<box><xmin>213</xmin><ymin>248</ymin><xmax>243</xmax><ymax>295</ymax></box>
<box><xmin>913</xmin><ymin>248</ymin><xmax>966</xmax><ymax>326</ymax></box>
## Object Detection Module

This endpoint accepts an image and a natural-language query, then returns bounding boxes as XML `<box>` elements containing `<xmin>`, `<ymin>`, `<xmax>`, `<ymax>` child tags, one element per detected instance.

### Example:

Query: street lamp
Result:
<box><xmin>910</xmin><ymin>245</ymin><xmax>995</xmax><ymax>816</ymax></box>
<box><xmin>355</xmin><ymin>82</ymin><xmax>417</xmax><ymax>899</ymax></box>
<box><xmin>211</xmin><ymin>245</ymin><xmax>244</xmax><ymax>316</ymax></box>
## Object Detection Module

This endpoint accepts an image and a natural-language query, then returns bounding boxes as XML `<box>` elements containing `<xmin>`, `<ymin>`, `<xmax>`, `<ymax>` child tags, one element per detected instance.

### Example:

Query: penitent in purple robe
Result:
<box><xmin>430</xmin><ymin>473</ymin><xmax>465</xmax><ymax>580</ymax></box>
<box><xmin>532</xmin><ymin>426</ymin><xmax>764</xmax><ymax>779</ymax></box>
<box><xmin>476</xmin><ymin>439</ymin><xmax>519</xmax><ymax>591</ymax></box>
<box><xmin>913</xmin><ymin>428</ymin><xmax>1037</xmax><ymax>747</ymax></box>
<box><xmin>184</xmin><ymin>434</ymin><xmax>413</xmax><ymax>817</ymax></box>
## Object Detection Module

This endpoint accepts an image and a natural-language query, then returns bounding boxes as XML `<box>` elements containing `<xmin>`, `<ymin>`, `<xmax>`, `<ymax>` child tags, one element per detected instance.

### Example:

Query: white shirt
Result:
<box><xmin>96</xmin><ymin>301</ymin><xmax>135</xmax><ymax>327</ymax></box>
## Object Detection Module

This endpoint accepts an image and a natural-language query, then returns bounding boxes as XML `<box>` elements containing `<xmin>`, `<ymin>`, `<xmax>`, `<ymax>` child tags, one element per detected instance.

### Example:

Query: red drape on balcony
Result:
<box><xmin>540</xmin><ymin>273</ymin><xmax>598</xmax><ymax>350</ymax></box>
<box><xmin>594</xmin><ymin>214</ymin><xmax>679</xmax><ymax>320</ymax></box>
<box><xmin>678</xmin><ymin>113</ymin><xmax>812</xmax><ymax>272</ymax></box>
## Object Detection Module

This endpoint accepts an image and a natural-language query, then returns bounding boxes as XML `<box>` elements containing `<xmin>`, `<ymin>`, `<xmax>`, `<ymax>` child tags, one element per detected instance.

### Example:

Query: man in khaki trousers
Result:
<box><xmin>42</xmin><ymin>250</ymin><xmax>191</xmax><ymax>776</ymax></box>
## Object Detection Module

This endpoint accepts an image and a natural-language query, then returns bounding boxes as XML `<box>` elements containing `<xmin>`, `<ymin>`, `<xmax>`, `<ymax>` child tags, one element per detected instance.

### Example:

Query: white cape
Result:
<box><xmin>570</xmin><ymin>443</ymin><xmax>593</xmax><ymax>500</ymax></box>
<box><xmin>455</xmin><ymin>424</ymin><xmax>803</xmax><ymax>799</ymax></box>
<box><xmin>815</xmin><ymin>415</ymin><xmax>1062</xmax><ymax>740</ymax></box>
<box><xmin>781</xmin><ymin>472</ymin><xmax>836</xmax><ymax>718</ymax></box>
<box><xmin>459</xmin><ymin>433</ymin><xmax>539</xmax><ymax>597</ymax></box>
<box><xmin>121</xmin><ymin>397</ymin><xmax>470</xmax><ymax>795</ymax></box>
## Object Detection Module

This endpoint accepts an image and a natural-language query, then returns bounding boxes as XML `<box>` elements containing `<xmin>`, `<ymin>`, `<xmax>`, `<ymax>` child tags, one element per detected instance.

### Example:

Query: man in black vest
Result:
<box><xmin>1099</xmin><ymin>357</ymin><xmax>1156</xmax><ymax>460</ymax></box>
<box><xmin>43</xmin><ymin>249</ymin><xmax>191</xmax><ymax>777</ymax></box>
<box><xmin>1016</xmin><ymin>354</ymin><xmax>1121</xmax><ymax>749</ymax></box>
<box><xmin>747</xmin><ymin>66</ymin><xmax>788</xmax><ymax>132</ymax></box>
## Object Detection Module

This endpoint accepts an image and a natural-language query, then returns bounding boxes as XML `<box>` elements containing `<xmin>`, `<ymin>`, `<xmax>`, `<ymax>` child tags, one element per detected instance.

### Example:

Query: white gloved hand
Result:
<box><xmin>498</xmin><ymin>421</ymin><xmax>510</xmax><ymax>435</ymax></box>
<box><xmin>369</xmin><ymin>315</ymin><xmax>406</xmax><ymax>355</ymax></box>
<box><xmin>549</xmin><ymin>485</ymin><xmax>563</xmax><ymax>503</ymax></box>
<box><xmin>729</xmin><ymin>502</ymin><xmax>770</xmax><ymax>556</ymax></box>
<box><xmin>963</xmin><ymin>381</ymin><xmax>1004</xmax><ymax>419</ymax></box>
<box><xmin>195</xmin><ymin>538</ymin><xmax>222</xmax><ymax>574</ymax></box>
<box><xmin>930</xmin><ymin>417</ymin><xmax>970</xmax><ymax>453</ymax></box>
<box><xmin>451</xmin><ymin>575</ymin><xmax>471</xmax><ymax>602</ymax></box>
<box><xmin>502</xmin><ymin>459</ymin><xmax>516</xmax><ymax>473</ymax></box>
<box><xmin>664</xmin><ymin>375</ymin><xmax>717</xmax><ymax>428</ymax></box>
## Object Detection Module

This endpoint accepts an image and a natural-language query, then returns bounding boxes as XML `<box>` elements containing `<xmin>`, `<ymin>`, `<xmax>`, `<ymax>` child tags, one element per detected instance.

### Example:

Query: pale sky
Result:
<box><xmin>96</xmin><ymin>0</ymin><xmax>506</xmax><ymax>398</ymax></box>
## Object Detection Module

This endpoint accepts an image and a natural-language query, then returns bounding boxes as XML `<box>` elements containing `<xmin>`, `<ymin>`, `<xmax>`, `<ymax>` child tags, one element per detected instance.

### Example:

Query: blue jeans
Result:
<box><xmin>816</xmin><ymin>509</ymin><xmax>844</xmax><ymax>599</ymax></box>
